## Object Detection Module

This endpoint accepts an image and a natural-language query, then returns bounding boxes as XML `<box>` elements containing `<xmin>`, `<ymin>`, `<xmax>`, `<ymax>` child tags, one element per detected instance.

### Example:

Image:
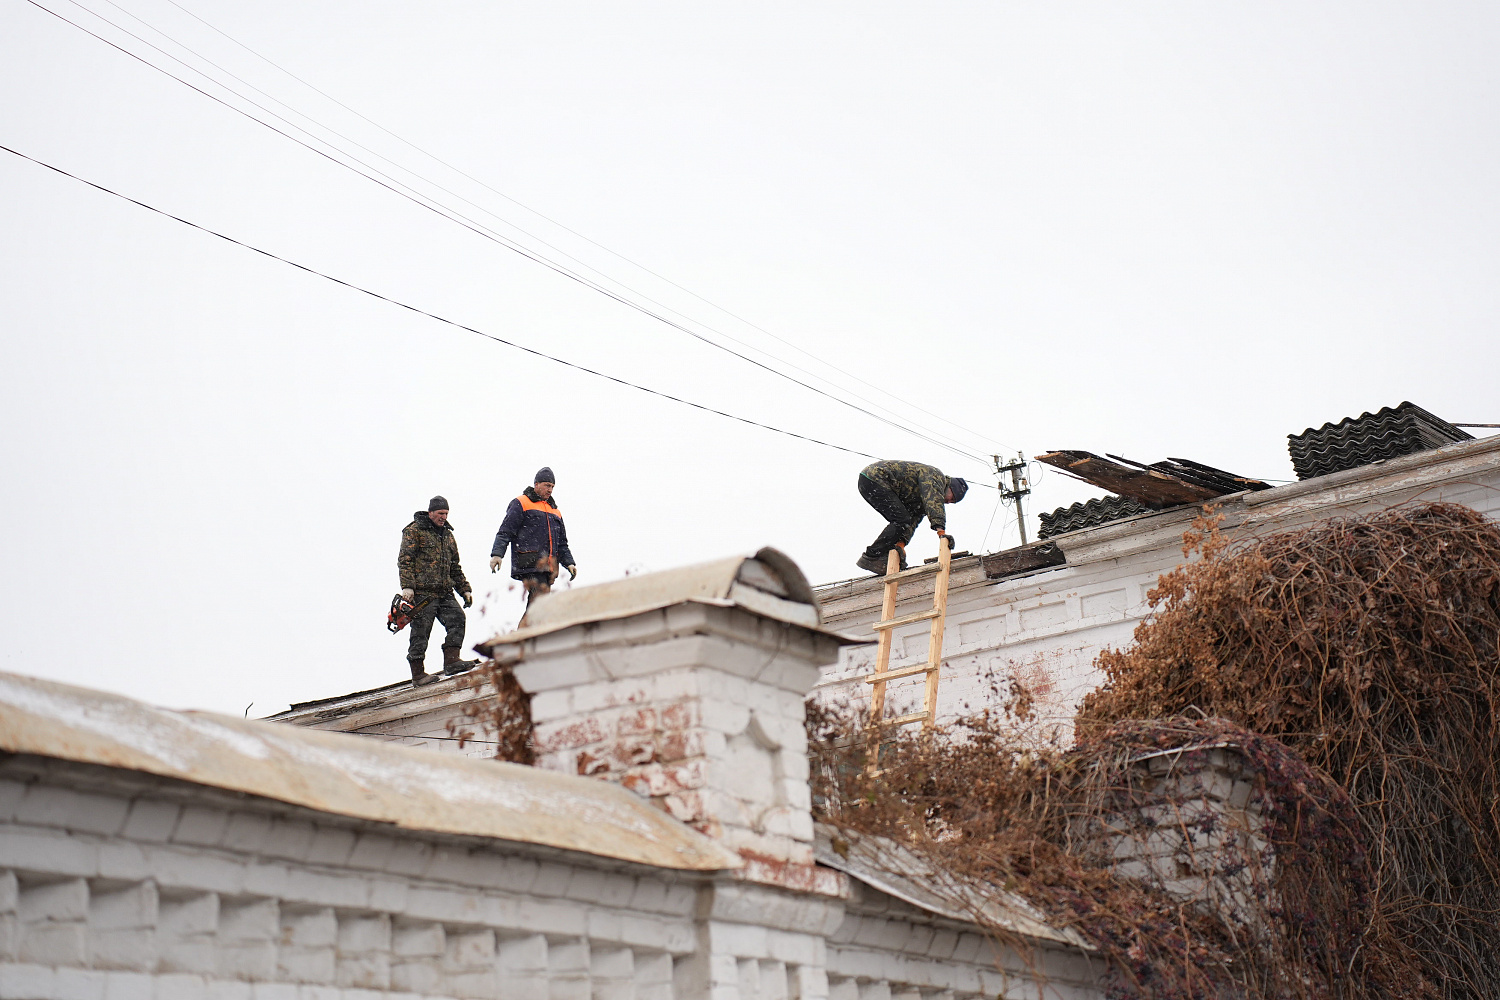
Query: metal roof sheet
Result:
<box><xmin>813</xmin><ymin>823</ymin><xmax>1091</xmax><ymax>949</ymax></box>
<box><xmin>0</xmin><ymin>670</ymin><xmax>742</xmax><ymax>872</ymax></box>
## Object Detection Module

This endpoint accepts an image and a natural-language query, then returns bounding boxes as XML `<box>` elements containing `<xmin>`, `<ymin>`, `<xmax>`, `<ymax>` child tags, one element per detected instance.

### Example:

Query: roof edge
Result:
<box><xmin>0</xmin><ymin>670</ymin><xmax>743</xmax><ymax>872</ymax></box>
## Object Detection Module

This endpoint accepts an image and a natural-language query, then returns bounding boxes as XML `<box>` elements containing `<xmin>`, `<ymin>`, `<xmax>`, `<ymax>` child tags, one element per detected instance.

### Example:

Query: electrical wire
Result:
<box><xmin>27</xmin><ymin>0</ymin><xmax>998</xmax><ymax>469</ymax></box>
<box><xmin>0</xmin><ymin>142</ymin><xmax>880</xmax><ymax>460</ymax></box>
<box><xmin>978</xmin><ymin>489</ymin><xmax>1005</xmax><ymax>553</ymax></box>
<box><xmin>93</xmin><ymin>0</ymin><xmax>996</xmax><ymax>464</ymax></box>
<box><xmin>164</xmin><ymin>1</ymin><xmax>1010</xmax><ymax>461</ymax></box>
<box><xmin>160</xmin><ymin>0</ymin><xmax>1014</xmax><ymax>460</ymax></box>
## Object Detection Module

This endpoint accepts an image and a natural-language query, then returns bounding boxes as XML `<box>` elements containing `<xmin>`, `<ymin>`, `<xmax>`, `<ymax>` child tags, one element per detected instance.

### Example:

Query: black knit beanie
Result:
<box><xmin>534</xmin><ymin>467</ymin><xmax>556</xmax><ymax>485</ymax></box>
<box><xmin>947</xmin><ymin>478</ymin><xmax>968</xmax><ymax>503</ymax></box>
<box><xmin>428</xmin><ymin>496</ymin><xmax>449</xmax><ymax>512</ymax></box>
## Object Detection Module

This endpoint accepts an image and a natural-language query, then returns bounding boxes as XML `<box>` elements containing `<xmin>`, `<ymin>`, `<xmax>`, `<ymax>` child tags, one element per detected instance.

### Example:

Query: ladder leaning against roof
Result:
<box><xmin>864</xmin><ymin>537</ymin><xmax>954</xmax><ymax>743</ymax></box>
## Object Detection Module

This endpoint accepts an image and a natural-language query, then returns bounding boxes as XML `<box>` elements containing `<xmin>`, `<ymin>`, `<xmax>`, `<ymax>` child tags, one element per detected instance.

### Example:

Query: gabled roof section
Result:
<box><xmin>1288</xmin><ymin>401</ymin><xmax>1473</xmax><ymax>481</ymax></box>
<box><xmin>478</xmin><ymin>547</ymin><xmax>851</xmax><ymax>655</ymax></box>
<box><xmin>0</xmin><ymin>670</ymin><xmax>742</xmax><ymax>872</ymax></box>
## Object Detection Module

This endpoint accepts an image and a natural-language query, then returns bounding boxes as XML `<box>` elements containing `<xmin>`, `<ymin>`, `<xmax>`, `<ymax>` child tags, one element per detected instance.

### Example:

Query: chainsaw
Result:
<box><xmin>386</xmin><ymin>593</ymin><xmax>431</xmax><ymax>633</ymax></box>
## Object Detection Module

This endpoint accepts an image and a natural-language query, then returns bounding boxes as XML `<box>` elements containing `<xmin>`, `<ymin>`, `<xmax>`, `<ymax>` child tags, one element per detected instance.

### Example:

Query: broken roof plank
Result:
<box><xmin>1037</xmin><ymin>450</ymin><xmax>1226</xmax><ymax>508</ymax></box>
<box><xmin>981</xmin><ymin>540</ymin><xmax>1067</xmax><ymax>578</ymax></box>
<box><xmin>1161</xmin><ymin>457</ymin><xmax>1273</xmax><ymax>494</ymax></box>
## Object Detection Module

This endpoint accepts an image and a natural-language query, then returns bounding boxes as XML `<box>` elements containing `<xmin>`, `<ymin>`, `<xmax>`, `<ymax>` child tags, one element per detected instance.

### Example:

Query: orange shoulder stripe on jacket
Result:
<box><xmin>517</xmin><ymin>494</ymin><xmax>563</xmax><ymax>518</ymax></box>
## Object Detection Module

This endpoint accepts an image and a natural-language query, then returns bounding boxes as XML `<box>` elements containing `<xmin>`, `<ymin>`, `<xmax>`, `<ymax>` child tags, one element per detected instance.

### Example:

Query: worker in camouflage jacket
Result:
<box><xmin>398</xmin><ymin>496</ymin><xmax>475</xmax><ymax>685</ymax></box>
<box><xmin>855</xmin><ymin>460</ymin><xmax>968</xmax><ymax>575</ymax></box>
<box><xmin>490</xmin><ymin>466</ymin><xmax>576</xmax><ymax>604</ymax></box>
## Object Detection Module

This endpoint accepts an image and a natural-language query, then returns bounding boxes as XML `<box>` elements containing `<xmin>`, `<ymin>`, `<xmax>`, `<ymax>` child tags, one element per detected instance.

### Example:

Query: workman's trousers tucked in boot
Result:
<box><xmin>407</xmin><ymin>591</ymin><xmax>465</xmax><ymax>676</ymax></box>
<box><xmin>857</xmin><ymin>473</ymin><xmax>917</xmax><ymax>573</ymax></box>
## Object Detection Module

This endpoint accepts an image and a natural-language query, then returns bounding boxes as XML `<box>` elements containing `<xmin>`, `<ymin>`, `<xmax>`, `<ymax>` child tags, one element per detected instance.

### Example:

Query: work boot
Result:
<box><xmin>856</xmin><ymin>546</ymin><xmax>910</xmax><ymax>576</ymax></box>
<box><xmin>441</xmin><ymin>647</ymin><xmax>479</xmax><ymax>676</ymax></box>
<box><xmin>409</xmin><ymin>658</ymin><xmax>438</xmax><ymax>687</ymax></box>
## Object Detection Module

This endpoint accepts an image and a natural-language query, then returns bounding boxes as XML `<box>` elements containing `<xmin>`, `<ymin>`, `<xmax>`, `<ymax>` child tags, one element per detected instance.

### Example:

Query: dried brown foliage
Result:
<box><xmin>813</xmin><ymin>501</ymin><xmax>1500</xmax><ymax>998</ymax></box>
<box><xmin>811</xmin><ymin>705</ymin><xmax>1372</xmax><ymax>1000</ymax></box>
<box><xmin>445</xmin><ymin>660</ymin><xmax>534</xmax><ymax>764</ymax></box>
<box><xmin>1080</xmin><ymin>500</ymin><xmax>1500</xmax><ymax>999</ymax></box>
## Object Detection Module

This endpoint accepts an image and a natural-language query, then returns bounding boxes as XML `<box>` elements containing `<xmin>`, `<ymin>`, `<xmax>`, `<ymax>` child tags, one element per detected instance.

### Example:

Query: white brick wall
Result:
<box><xmin>509</xmin><ymin>602</ymin><xmax>846</xmax><ymax>896</ymax></box>
<box><xmin>0</xmin><ymin>754</ymin><xmax>1098</xmax><ymax>1000</ymax></box>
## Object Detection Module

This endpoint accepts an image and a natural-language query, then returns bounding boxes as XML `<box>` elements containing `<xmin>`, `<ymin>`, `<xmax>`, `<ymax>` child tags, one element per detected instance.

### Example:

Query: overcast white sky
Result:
<box><xmin>3</xmin><ymin>1</ymin><xmax>1497</xmax><ymax>715</ymax></box>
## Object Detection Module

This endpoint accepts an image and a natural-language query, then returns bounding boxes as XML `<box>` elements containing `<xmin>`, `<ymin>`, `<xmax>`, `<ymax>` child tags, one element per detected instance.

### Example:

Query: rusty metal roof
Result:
<box><xmin>0</xmin><ymin>670</ymin><xmax>742</xmax><ymax>872</ymax></box>
<box><xmin>478</xmin><ymin>547</ymin><xmax>856</xmax><ymax>654</ymax></box>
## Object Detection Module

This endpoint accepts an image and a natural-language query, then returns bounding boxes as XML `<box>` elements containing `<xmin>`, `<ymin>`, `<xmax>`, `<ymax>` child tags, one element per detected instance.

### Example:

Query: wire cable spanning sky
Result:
<box><xmin>154</xmin><ymin>0</ymin><xmax>1007</xmax><ymax>463</ymax></box>
<box><xmin>11</xmin><ymin>1</ymin><xmax>1498</xmax><ymax>717</ymax></box>
<box><xmin>26</xmin><ymin>0</ymin><xmax>1014</xmax><ymax>472</ymax></box>
<box><xmin>0</xmin><ymin>142</ymin><xmax>903</xmax><ymax>462</ymax></box>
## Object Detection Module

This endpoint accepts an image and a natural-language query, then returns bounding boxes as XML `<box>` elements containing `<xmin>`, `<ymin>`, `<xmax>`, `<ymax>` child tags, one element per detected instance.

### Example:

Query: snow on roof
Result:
<box><xmin>477</xmin><ymin>546</ymin><xmax>855</xmax><ymax>655</ymax></box>
<box><xmin>0</xmin><ymin>670</ymin><xmax>742</xmax><ymax>872</ymax></box>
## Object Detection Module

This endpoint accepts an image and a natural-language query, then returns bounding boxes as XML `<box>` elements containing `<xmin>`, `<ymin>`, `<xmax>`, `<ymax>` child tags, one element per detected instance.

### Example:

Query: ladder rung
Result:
<box><xmin>863</xmin><ymin>663</ymin><xmax>938</xmax><ymax>683</ymax></box>
<box><xmin>877</xmin><ymin>710</ymin><xmax>931</xmax><ymax>727</ymax></box>
<box><xmin>871</xmin><ymin>609</ymin><xmax>942</xmax><ymax>631</ymax></box>
<box><xmin>883</xmin><ymin>562</ymin><xmax>944</xmax><ymax>582</ymax></box>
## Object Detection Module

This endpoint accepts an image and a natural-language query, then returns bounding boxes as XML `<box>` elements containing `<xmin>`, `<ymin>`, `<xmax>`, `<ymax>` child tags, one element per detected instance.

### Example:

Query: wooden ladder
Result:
<box><xmin>865</xmin><ymin>538</ymin><xmax>954</xmax><ymax>745</ymax></box>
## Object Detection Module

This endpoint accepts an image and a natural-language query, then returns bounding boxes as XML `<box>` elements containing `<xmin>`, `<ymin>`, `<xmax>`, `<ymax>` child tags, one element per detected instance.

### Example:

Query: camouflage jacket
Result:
<box><xmin>398</xmin><ymin>512</ymin><xmax>471</xmax><ymax>595</ymax></box>
<box><xmin>861</xmin><ymin>460</ymin><xmax>950</xmax><ymax>530</ymax></box>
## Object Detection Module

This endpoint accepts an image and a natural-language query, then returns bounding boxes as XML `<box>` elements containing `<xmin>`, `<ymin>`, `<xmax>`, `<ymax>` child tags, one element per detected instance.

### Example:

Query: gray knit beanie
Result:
<box><xmin>534</xmin><ymin>467</ymin><xmax>556</xmax><ymax>485</ymax></box>
<box><xmin>428</xmin><ymin>496</ymin><xmax>449</xmax><ymax>512</ymax></box>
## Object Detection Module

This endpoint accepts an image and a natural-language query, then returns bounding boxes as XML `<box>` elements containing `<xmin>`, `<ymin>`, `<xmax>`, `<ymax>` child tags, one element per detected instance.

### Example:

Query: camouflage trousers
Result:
<box><xmin>859</xmin><ymin>473</ymin><xmax>919</xmax><ymax>559</ymax></box>
<box><xmin>407</xmin><ymin>591</ymin><xmax>465</xmax><ymax>664</ymax></box>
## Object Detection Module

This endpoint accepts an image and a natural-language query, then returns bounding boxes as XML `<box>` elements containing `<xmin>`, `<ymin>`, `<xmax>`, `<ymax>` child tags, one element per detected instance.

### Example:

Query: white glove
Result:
<box><xmin>567</xmin><ymin>564</ymin><xmax>578</xmax><ymax>581</ymax></box>
<box><xmin>489</xmin><ymin>556</ymin><xmax>504</xmax><ymax>573</ymax></box>
<box><xmin>400</xmin><ymin>588</ymin><xmax>414</xmax><ymax>601</ymax></box>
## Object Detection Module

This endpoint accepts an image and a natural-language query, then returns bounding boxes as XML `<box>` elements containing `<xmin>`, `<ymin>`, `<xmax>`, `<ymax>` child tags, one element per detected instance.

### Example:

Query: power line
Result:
<box><xmin>0</xmin><ymin>142</ymin><xmax>880</xmax><ymax>460</ymax></box>
<box><xmin>36</xmin><ymin>0</ymin><xmax>948</xmax><ymax>462</ymax></box>
<box><xmin>156</xmin><ymin>0</ymin><xmax>1010</xmax><ymax>460</ymax></box>
<box><xmin>158</xmin><ymin>0</ymin><xmax>1014</xmax><ymax>460</ymax></box>
<box><xmin>28</xmin><ymin>0</ymin><xmax>997</xmax><ymax>468</ymax></box>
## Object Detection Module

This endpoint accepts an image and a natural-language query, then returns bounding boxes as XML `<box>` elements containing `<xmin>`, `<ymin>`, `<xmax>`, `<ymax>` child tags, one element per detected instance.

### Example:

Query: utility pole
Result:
<box><xmin>993</xmin><ymin>452</ymin><xmax>1032</xmax><ymax>545</ymax></box>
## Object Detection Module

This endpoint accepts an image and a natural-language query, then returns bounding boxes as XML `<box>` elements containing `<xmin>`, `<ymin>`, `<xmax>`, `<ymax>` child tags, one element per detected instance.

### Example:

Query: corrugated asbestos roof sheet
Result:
<box><xmin>1038</xmin><ymin>495</ymin><xmax>1152</xmax><ymax>539</ymax></box>
<box><xmin>1288</xmin><ymin>401</ymin><xmax>1473</xmax><ymax>481</ymax></box>
<box><xmin>0</xmin><ymin>670</ymin><xmax>742</xmax><ymax>872</ymax></box>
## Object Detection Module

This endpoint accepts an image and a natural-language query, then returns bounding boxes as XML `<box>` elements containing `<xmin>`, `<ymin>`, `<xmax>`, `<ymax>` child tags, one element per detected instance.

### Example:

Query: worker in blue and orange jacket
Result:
<box><xmin>489</xmin><ymin>467</ymin><xmax>577</xmax><ymax>602</ymax></box>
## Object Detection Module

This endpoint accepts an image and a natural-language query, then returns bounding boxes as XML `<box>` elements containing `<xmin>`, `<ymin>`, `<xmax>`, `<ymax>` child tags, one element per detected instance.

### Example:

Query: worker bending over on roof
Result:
<box><xmin>856</xmin><ymin>460</ymin><xmax>968</xmax><ymax>576</ymax></box>
<box><xmin>490</xmin><ymin>466</ymin><xmax>577</xmax><ymax>603</ymax></box>
<box><xmin>398</xmin><ymin>496</ymin><xmax>476</xmax><ymax>686</ymax></box>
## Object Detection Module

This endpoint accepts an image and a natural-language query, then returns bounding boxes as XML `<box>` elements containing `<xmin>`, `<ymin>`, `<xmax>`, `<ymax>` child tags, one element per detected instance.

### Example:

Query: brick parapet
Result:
<box><xmin>1082</xmin><ymin>746</ymin><xmax>1271</xmax><ymax>925</ymax></box>
<box><xmin>510</xmin><ymin>602</ymin><xmax>844</xmax><ymax>895</ymax></box>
